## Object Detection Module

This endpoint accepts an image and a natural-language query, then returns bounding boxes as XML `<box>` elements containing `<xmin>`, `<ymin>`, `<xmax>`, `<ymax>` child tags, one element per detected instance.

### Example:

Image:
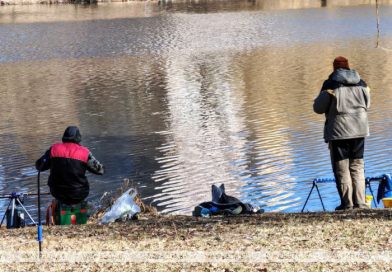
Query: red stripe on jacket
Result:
<box><xmin>50</xmin><ymin>143</ymin><xmax>89</xmax><ymax>163</ymax></box>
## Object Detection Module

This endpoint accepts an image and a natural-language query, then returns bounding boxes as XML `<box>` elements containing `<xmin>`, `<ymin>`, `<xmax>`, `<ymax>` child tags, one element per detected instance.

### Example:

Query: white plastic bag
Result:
<box><xmin>100</xmin><ymin>188</ymin><xmax>141</xmax><ymax>224</ymax></box>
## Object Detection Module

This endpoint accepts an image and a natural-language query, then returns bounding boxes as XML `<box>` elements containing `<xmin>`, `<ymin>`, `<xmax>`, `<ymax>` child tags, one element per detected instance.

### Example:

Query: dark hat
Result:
<box><xmin>62</xmin><ymin>126</ymin><xmax>82</xmax><ymax>144</ymax></box>
<box><xmin>333</xmin><ymin>56</ymin><xmax>350</xmax><ymax>70</ymax></box>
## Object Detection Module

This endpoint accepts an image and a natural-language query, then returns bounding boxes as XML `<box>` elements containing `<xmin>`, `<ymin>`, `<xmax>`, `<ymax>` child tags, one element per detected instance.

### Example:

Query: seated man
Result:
<box><xmin>36</xmin><ymin>126</ymin><xmax>104</xmax><ymax>205</ymax></box>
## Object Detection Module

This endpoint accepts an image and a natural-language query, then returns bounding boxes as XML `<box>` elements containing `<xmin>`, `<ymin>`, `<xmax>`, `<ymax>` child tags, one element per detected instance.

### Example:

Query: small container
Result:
<box><xmin>210</xmin><ymin>206</ymin><xmax>218</xmax><ymax>214</ymax></box>
<box><xmin>55</xmin><ymin>201</ymin><xmax>88</xmax><ymax>225</ymax></box>
<box><xmin>200</xmin><ymin>208</ymin><xmax>211</xmax><ymax>217</ymax></box>
<box><xmin>365</xmin><ymin>195</ymin><xmax>373</xmax><ymax>208</ymax></box>
<box><xmin>6</xmin><ymin>207</ymin><xmax>25</xmax><ymax>229</ymax></box>
<box><xmin>382</xmin><ymin>198</ymin><xmax>392</xmax><ymax>208</ymax></box>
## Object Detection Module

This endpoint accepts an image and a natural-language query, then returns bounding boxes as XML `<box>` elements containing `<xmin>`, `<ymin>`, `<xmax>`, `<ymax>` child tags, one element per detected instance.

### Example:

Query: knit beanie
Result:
<box><xmin>62</xmin><ymin>126</ymin><xmax>82</xmax><ymax>144</ymax></box>
<box><xmin>333</xmin><ymin>56</ymin><xmax>350</xmax><ymax>70</ymax></box>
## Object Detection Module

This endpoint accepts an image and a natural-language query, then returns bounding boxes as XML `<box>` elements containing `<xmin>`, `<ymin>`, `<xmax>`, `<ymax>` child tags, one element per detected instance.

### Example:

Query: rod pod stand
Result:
<box><xmin>0</xmin><ymin>192</ymin><xmax>37</xmax><ymax>228</ymax></box>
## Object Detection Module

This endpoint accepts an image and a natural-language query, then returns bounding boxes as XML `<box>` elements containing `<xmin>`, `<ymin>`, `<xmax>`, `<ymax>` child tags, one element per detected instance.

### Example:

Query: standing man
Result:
<box><xmin>313</xmin><ymin>56</ymin><xmax>371</xmax><ymax>210</ymax></box>
<box><xmin>36</xmin><ymin>126</ymin><xmax>104</xmax><ymax>205</ymax></box>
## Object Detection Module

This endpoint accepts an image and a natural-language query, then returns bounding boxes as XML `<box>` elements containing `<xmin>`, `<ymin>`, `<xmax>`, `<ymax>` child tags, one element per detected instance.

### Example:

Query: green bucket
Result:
<box><xmin>54</xmin><ymin>201</ymin><xmax>88</xmax><ymax>225</ymax></box>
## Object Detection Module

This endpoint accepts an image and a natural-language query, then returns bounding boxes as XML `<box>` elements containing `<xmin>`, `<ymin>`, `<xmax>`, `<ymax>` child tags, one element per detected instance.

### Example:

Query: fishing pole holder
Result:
<box><xmin>301</xmin><ymin>176</ymin><xmax>383</xmax><ymax>212</ymax></box>
<box><xmin>0</xmin><ymin>192</ymin><xmax>38</xmax><ymax>229</ymax></box>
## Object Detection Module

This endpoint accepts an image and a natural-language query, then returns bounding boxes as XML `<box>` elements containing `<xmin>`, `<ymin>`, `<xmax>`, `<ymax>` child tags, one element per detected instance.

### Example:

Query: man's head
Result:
<box><xmin>62</xmin><ymin>126</ymin><xmax>82</xmax><ymax>144</ymax></box>
<box><xmin>333</xmin><ymin>56</ymin><xmax>350</xmax><ymax>70</ymax></box>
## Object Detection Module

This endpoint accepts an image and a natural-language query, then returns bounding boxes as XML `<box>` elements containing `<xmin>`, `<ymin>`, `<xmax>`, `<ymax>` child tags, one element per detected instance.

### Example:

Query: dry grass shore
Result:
<box><xmin>0</xmin><ymin>209</ymin><xmax>391</xmax><ymax>271</ymax></box>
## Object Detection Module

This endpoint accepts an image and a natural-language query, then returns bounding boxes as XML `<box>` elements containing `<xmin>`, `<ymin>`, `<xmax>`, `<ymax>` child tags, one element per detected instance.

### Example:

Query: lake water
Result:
<box><xmin>1</xmin><ymin>1</ymin><xmax>392</xmax><ymax>216</ymax></box>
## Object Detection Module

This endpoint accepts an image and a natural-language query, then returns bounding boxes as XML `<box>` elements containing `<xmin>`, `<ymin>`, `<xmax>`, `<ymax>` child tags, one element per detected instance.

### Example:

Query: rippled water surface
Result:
<box><xmin>1</xmin><ymin>1</ymin><xmax>392</xmax><ymax>215</ymax></box>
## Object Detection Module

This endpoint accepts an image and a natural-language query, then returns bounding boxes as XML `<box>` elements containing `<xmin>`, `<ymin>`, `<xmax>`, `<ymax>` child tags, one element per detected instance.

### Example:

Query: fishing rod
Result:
<box><xmin>37</xmin><ymin>170</ymin><xmax>42</xmax><ymax>257</ymax></box>
<box><xmin>0</xmin><ymin>192</ymin><xmax>50</xmax><ymax>198</ymax></box>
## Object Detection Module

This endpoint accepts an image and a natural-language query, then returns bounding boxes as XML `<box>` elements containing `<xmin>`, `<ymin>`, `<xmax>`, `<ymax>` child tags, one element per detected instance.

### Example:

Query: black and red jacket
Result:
<box><xmin>36</xmin><ymin>127</ymin><xmax>104</xmax><ymax>205</ymax></box>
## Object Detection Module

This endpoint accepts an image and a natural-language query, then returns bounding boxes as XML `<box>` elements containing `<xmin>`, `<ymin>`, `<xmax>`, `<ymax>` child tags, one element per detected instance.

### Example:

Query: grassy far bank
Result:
<box><xmin>0</xmin><ymin>209</ymin><xmax>391</xmax><ymax>271</ymax></box>
<box><xmin>1</xmin><ymin>0</ymin><xmax>392</xmax><ymax>7</ymax></box>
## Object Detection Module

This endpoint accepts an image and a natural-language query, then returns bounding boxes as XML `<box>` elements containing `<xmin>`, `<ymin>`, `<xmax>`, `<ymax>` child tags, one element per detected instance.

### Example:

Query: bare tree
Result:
<box><xmin>376</xmin><ymin>0</ymin><xmax>380</xmax><ymax>48</ymax></box>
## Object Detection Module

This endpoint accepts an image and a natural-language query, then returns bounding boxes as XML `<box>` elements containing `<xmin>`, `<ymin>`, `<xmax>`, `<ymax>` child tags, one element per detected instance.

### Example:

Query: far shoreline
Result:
<box><xmin>1</xmin><ymin>0</ymin><xmax>160</xmax><ymax>5</ymax></box>
<box><xmin>1</xmin><ymin>0</ymin><xmax>390</xmax><ymax>7</ymax></box>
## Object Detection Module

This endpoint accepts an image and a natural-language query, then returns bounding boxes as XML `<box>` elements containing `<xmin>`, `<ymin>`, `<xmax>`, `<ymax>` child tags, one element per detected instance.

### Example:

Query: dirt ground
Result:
<box><xmin>0</xmin><ymin>209</ymin><xmax>391</xmax><ymax>271</ymax></box>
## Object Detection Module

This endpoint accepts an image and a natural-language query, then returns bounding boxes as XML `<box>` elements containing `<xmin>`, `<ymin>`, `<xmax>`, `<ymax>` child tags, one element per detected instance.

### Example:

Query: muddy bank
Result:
<box><xmin>0</xmin><ymin>209</ymin><xmax>391</xmax><ymax>271</ymax></box>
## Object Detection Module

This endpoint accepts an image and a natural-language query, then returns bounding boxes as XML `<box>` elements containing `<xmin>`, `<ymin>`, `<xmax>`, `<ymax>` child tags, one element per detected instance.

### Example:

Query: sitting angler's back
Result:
<box><xmin>36</xmin><ymin>126</ymin><xmax>104</xmax><ymax>205</ymax></box>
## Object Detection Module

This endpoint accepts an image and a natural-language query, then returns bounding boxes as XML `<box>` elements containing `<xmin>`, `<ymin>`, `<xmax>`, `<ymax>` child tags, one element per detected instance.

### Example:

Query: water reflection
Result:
<box><xmin>150</xmin><ymin>54</ymin><xmax>250</xmax><ymax>213</ymax></box>
<box><xmin>1</xmin><ymin>3</ymin><xmax>392</xmax><ymax>216</ymax></box>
